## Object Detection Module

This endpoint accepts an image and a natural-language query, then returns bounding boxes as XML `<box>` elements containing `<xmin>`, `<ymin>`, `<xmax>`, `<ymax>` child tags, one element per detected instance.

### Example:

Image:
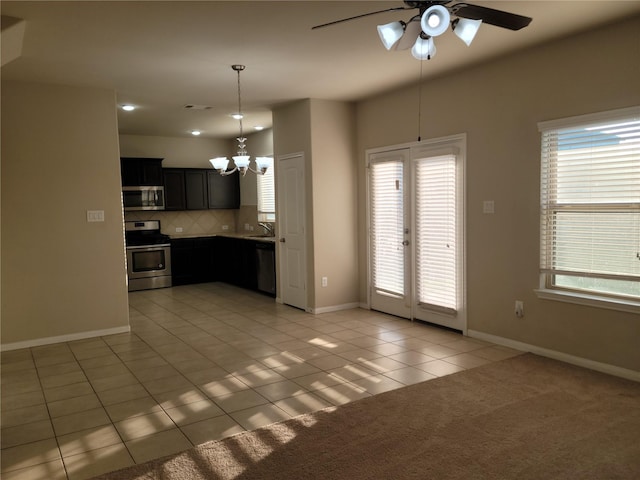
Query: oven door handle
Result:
<box><xmin>126</xmin><ymin>243</ymin><xmax>171</xmax><ymax>250</ymax></box>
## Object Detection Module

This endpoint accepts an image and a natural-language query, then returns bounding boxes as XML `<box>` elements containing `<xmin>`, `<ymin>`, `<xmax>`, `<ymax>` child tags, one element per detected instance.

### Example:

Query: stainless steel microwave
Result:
<box><xmin>122</xmin><ymin>186</ymin><xmax>165</xmax><ymax>211</ymax></box>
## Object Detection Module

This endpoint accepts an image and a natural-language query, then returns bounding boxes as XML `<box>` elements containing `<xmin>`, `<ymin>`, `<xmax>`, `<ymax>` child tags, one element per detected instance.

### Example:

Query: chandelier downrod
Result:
<box><xmin>233</xmin><ymin>64</ymin><xmax>246</xmax><ymax>156</ymax></box>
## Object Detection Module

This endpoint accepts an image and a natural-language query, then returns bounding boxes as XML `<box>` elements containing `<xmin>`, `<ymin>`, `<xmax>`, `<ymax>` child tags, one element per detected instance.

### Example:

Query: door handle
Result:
<box><xmin>402</xmin><ymin>240</ymin><xmax>410</xmax><ymax>246</ymax></box>
<box><xmin>279</xmin><ymin>238</ymin><xmax>286</xmax><ymax>243</ymax></box>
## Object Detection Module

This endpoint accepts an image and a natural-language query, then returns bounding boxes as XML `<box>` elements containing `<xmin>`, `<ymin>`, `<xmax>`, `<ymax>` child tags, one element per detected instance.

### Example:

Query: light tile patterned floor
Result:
<box><xmin>1</xmin><ymin>283</ymin><xmax>522</xmax><ymax>480</ymax></box>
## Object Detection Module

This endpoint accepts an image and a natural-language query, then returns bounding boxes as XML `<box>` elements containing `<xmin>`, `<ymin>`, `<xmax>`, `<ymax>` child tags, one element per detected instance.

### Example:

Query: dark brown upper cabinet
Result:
<box><xmin>120</xmin><ymin>157</ymin><xmax>163</xmax><ymax>186</ymax></box>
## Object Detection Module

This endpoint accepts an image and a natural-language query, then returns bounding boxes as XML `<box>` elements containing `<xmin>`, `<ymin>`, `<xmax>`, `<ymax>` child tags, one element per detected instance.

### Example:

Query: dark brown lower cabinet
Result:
<box><xmin>170</xmin><ymin>236</ymin><xmax>273</xmax><ymax>295</ymax></box>
<box><xmin>170</xmin><ymin>237</ymin><xmax>216</xmax><ymax>286</ymax></box>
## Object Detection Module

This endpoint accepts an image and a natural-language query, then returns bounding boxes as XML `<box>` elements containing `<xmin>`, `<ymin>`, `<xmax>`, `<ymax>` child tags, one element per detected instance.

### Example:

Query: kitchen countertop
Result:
<box><xmin>168</xmin><ymin>233</ymin><xmax>276</xmax><ymax>243</ymax></box>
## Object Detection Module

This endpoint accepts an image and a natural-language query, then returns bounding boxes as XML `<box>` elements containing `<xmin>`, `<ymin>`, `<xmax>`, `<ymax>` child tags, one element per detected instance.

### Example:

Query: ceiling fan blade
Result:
<box><xmin>453</xmin><ymin>3</ymin><xmax>532</xmax><ymax>31</ymax></box>
<box><xmin>312</xmin><ymin>6</ymin><xmax>411</xmax><ymax>30</ymax></box>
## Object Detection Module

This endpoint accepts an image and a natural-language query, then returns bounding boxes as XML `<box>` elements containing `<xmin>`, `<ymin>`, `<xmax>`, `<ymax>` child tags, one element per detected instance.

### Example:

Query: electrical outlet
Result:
<box><xmin>222</xmin><ymin>225</ymin><xmax>229</xmax><ymax>231</ymax></box>
<box><xmin>321</xmin><ymin>277</ymin><xmax>328</xmax><ymax>287</ymax></box>
<box><xmin>483</xmin><ymin>200</ymin><xmax>495</xmax><ymax>214</ymax></box>
<box><xmin>175</xmin><ymin>227</ymin><xmax>183</xmax><ymax>233</ymax></box>
<box><xmin>515</xmin><ymin>300</ymin><xmax>524</xmax><ymax>318</ymax></box>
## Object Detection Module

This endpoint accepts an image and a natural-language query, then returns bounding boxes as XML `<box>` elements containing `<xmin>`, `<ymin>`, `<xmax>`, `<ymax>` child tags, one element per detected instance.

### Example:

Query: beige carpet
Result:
<box><xmin>94</xmin><ymin>354</ymin><xmax>640</xmax><ymax>480</ymax></box>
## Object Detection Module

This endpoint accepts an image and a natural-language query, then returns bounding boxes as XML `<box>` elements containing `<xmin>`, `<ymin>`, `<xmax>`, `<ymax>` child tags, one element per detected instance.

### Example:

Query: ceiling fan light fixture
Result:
<box><xmin>453</xmin><ymin>18</ymin><xmax>482</xmax><ymax>46</ymax></box>
<box><xmin>377</xmin><ymin>21</ymin><xmax>405</xmax><ymax>50</ymax></box>
<box><xmin>411</xmin><ymin>35</ymin><xmax>436</xmax><ymax>61</ymax></box>
<box><xmin>420</xmin><ymin>5</ymin><xmax>450</xmax><ymax>37</ymax></box>
<box><xmin>395</xmin><ymin>18</ymin><xmax>422</xmax><ymax>50</ymax></box>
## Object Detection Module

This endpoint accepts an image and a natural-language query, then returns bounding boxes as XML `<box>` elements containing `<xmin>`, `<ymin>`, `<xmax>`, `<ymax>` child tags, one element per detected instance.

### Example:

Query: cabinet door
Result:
<box><xmin>141</xmin><ymin>159</ymin><xmax>163</xmax><ymax>185</ymax></box>
<box><xmin>171</xmin><ymin>237</ymin><xmax>216</xmax><ymax>285</ymax></box>
<box><xmin>240</xmin><ymin>239</ymin><xmax>258</xmax><ymax>290</ymax></box>
<box><xmin>185</xmin><ymin>170</ymin><xmax>208</xmax><ymax>210</ymax></box>
<box><xmin>193</xmin><ymin>237</ymin><xmax>216</xmax><ymax>283</ymax></box>
<box><xmin>215</xmin><ymin>236</ymin><xmax>239</xmax><ymax>285</ymax></box>
<box><xmin>163</xmin><ymin>169</ymin><xmax>186</xmax><ymax>210</ymax></box>
<box><xmin>120</xmin><ymin>158</ymin><xmax>142</xmax><ymax>186</ymax></box>
<box><xmin>170</xmin><ymin>238</ymin><xmax>194</xmax><ymax>286</ymax></box>
<box><xmin>120</xmin><ymin>158</ymin><xmax>163</xmax><ymax>186</ymax></box>
<box><xmin>207</xmin><ymin>171</ymin><xmax>240</xmax><ymax>209</ymax></box>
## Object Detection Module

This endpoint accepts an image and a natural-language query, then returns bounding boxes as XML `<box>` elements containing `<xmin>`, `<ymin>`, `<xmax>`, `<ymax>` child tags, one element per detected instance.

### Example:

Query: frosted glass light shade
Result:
<box><xmin>210</xmin><ymin>157</ymin><xmax>229</xmax><ymax>171</ymax></box>
<box><xmin>453</xmin><ymin>18</ymin><xmax>482</xmax><ymax>46</ymax></box>
<box><xmin>377</xmin><ymin>21</ymin><xmax>405</xmax><ymax>50</ymax></box>
<box><xmin>232</xmin><ymin>155</ymin><xmax>251</xmax><ymax>169</ymax></box>
<box><xmin>411</xmin><ymin>36</ymin><xmax>436</xmax><ymax>60</ymax></box>
<box><xmin>255</xmin><ymin>156</ymin><xmax>273</xmax><ymax>172</ymax></box>
<box><xmin>420</xmin><ymin>5</ymin><xmax>450</xmax><ymax>37</ymax></box>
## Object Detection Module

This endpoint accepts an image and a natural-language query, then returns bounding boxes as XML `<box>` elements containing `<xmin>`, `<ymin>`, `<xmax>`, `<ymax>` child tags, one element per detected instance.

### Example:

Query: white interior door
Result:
<box><xmin>368</xmin><ymin>136</ymin><xmax>466</xmax><ymax>332</ymax></box>
<box><xmin>276</xmin><ymin>152</ymin><xmax>307</xmax><ymax>311</ymax></box>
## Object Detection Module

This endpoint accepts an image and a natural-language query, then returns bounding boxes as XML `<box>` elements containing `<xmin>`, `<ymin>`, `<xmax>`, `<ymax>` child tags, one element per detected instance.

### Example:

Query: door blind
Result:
<box><xmin>539</xmin><ymin>108</ymin><xmax>640</xmax><ymax>298</ymax></box>
<box><xmin>371</xmin><ymin>160</ymin><xmax>404</xmax><ymax>297</ymax></box>
<box><xmin>258</xmin><ymin>160</ymin><xmax>276</xmax><ymax>222</ymax></box>
<box><xmin>415</xmin><ymin>154</ymin><xmax>458</xmax><ymax>313</ymax></box>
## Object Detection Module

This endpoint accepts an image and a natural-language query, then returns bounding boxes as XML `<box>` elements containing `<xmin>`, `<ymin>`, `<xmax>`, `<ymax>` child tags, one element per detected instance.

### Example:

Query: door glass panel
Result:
<box><xmin>415</xmin><ymin>155</ymin><xmax>458</xmax><ymax>314</ymax></box>
<box><xmin>371</xmin><ymin>160</ymin><xmax>405</xmax><ymax>297</ymax></box>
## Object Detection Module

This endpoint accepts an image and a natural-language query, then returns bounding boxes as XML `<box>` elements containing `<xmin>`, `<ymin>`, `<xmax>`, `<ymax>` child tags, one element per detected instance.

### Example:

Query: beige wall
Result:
<box><xmin>1</xmin><ymin>81</ymin><xmax>129</xmax><ymax>348</ymax></box>
<box><xmin>356</xmin><ymin>16</ymin><xmax>640</xmax><ymax>371</ymax></box>
<box><xmin>273</xmin><ymin>99</ymin><xmax>359</xmax><ymax>312</ymax></box>
<box><xmin>309</xmin><ymin>100</ymin><xmax>358</xmax><ymax>310</ymax></box>
<box><xmin>119</xmin><ymin>134</ymin><xmax>230</xmax><ymax>169</ymax></box>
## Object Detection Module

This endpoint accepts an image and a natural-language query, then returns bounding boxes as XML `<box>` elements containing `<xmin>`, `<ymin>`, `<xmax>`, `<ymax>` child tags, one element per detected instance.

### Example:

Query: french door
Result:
<box><xmin>368</xmin><ymin>135</ymin><xmax>466</xmax><ymax>332</ymax></box>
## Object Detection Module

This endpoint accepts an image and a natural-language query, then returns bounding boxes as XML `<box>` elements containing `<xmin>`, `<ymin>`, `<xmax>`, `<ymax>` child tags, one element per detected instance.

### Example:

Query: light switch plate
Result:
<box><xmin>483</xmin><ymin>200</ymin><xmax>495</xmax><ymax>214</ymax></box>
<box><xmin>86</xmin><ymin>210</ymin><xmax>104</xmax><ymax>222</ymax></box>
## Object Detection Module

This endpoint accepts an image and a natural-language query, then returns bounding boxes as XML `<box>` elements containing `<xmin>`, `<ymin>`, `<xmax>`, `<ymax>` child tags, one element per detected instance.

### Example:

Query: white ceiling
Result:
<box><xmin>2</xmin><ymin>1</ymin><xmax>640</xmax><ymax>139</ymax></box>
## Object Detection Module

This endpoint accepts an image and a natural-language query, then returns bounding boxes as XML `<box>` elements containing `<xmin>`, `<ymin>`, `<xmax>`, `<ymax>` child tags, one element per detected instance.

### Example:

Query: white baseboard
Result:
<box><xmin>467</xmin><ymin>329</ymin><xmax>640</xmax><ymax>382</ymax></box>
<box><xmin>1</xmin><ymin>326</ymin><xmax>131</xmax><ymax>352</ymax></box>
<box><xmin>311</xmin><ymin>302</ymin><xmax>361</xmax><ymax>314</ymax></box>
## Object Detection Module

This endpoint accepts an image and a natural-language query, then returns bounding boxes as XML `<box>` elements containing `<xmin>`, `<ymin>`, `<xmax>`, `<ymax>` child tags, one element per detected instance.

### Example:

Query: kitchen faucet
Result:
<box><xmin>258</xmin><ymin>222</ymin><xmax>274</xmax><ymax>236</ymax></box>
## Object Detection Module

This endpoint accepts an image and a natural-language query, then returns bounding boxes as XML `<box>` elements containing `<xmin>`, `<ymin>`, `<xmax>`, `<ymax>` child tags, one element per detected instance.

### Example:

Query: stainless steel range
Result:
<box><xmin>125</xmin><ymin>220</ymin><xmax>172</xmax><ymax>291</ymax></box>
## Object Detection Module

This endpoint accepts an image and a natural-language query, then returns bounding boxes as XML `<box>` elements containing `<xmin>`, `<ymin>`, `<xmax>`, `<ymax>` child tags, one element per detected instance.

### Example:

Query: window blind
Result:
<box><xmin>415</xmin><ymin>155</ymin><xmax>458</xmax><ymax>313</ymax></box>
<box><xmin>539</xmin><ymin>108</ymin><xmax>640</xmax><ymax>299</ymax></box>
<box><xmin>371</xmin><ymin>160</ymin><xmax>404</xmax><ymax>297</ymax></box>
<box><xmin>257</xmin><ymin>160</ymin><xmax>275</xmax><ymax>222</ymax></box>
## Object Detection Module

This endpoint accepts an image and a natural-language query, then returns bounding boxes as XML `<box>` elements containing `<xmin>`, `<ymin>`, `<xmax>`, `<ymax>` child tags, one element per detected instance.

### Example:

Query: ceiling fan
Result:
<box><xmin>312</xmin><ymin>1</ymin><xmax>532</xmax><ymax>60</ymax></box>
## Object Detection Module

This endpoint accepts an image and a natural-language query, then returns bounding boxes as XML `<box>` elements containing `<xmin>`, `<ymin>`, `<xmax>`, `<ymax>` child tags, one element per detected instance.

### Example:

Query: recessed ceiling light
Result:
<box><xmin>231</xmin><ymin>113</ymin><xmax>243</xmax><ymax>120</ymax></box>
<box><xmin>121</xmin><ymin>104</ymin><xmax>135</xmax><ymax>111</ymax></box>
<box><xmin>191</xmin><ymin>130</ymin><xmax>201</xmax><ymax>136</ymax></box>
<box><xmin>254</xmin><ymin>126</ymin><xmax>265</xmax><ymax>131</ymax></box>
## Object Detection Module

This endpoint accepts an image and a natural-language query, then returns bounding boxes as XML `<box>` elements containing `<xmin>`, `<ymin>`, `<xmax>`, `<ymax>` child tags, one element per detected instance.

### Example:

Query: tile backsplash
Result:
<box><xmin>125</xmin><ymin>205</ymin><xmax>262</xmax><ymax>236</ymax></box>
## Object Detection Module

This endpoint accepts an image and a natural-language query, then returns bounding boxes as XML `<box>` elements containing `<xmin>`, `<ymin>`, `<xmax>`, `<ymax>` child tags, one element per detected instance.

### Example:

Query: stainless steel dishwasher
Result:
<box><xmin>256</xmin><ymin>241</ymin><xmax>276</xmax><ymax>295</ymax></box>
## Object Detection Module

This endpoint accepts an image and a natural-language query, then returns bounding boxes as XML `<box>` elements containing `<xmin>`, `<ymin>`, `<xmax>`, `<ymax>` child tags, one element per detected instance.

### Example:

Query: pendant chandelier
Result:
<box><xmin>209</xmin><ymin>65</ymin><xmax>272</xmax><ymax>176</ymax></box>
